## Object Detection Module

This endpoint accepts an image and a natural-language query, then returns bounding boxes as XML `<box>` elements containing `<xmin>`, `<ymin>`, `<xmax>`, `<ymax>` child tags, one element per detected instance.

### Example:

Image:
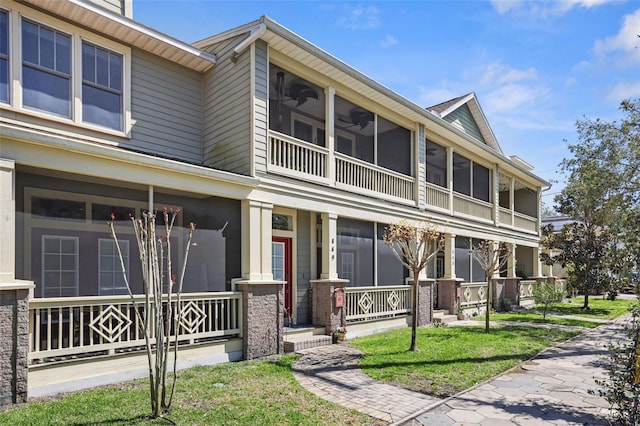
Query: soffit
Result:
<box><xmin>18</xmin><ymin>0</ymin><xmax>215</xmax><ymax>72</ymax></box>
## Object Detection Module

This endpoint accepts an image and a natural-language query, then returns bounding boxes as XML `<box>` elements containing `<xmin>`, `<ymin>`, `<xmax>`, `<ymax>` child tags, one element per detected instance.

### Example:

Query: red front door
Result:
<box><xmin>272</xmin><ymin>237</ymin><xmax>293</xmax><ymax>321</ymax></box>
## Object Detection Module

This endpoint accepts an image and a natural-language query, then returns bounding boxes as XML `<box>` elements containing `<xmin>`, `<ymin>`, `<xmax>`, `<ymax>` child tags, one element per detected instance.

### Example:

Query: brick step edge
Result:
<box><xmin>284</xmin><ymin>335</ymin><xmax>333</xmax><ymax>353</ymax></box>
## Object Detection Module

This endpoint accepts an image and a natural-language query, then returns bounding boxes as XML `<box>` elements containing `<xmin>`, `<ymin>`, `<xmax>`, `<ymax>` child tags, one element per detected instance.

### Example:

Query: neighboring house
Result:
<box><xmin>541</xmin><ymin>215</ymin><xmax>573</xmax><ymax>279</ymax></box>
<box><xmin>0</xmin><ymin>0</ymin><xmax>549</xmax><ymax>403</ymax></box>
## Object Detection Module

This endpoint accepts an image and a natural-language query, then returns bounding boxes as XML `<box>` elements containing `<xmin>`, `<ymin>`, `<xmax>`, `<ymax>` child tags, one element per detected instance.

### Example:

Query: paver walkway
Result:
<box><xmin>292</xmin><ymin>318</ymin><xmax>627</xmax><ymax>425</ymax></box>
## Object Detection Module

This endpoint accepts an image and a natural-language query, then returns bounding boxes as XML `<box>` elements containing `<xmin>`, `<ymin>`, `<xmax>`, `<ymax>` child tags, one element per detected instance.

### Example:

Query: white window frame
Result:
<box><xmin>2</xmin><ymin>3</ymin><xmax>131</xmax><ymax>136</ymax></box>
<box><xmin>291</xmin><ymin>111</ymin><xmax>325</xmax><ymax>146</ymax></box>
<box><xmin>0</xmin><ymin>8</ymin><xmax>10</xmax><ymax>105</ymax></box>
<box><xmin>98</xmin><ymin>238</ymin><xmax>129</xmax><ymax>295</ymax></box>
<box><xmin>41</xmin><ymin>235</ymin><xmax>79</xmax><ymax>298</ymax></box>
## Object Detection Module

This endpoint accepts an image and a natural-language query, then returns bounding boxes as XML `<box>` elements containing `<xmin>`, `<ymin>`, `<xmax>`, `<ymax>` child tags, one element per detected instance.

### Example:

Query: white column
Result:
<box><xmin>493</xmin><ymin>165</ymin><xmax>500</xmax><ymax>226</ymax></box>
<box><xmin>507</xmin><ymin>243</ymin><xmax>517</xmax><ymax>278</ymax></box>
<box><xmin>492</xmin><ymin>241</ymin><xmax>501</xmax><ymax>279</ymax></box>
<box><xmin>447</xmin><ymin>147</ymin><xmax>454</xmax><ymax>214</ymax></box>
<box><xmin>320</xmin><ymin>212</ymin><xmax>338</xmax><ymax>280</ymax></box>
<box><xmin>0</xmin><ymin>159</ymin><xmax>15</xmax><ymax>284</ymax></box>
<box><xmin>532</xmin><ymin>246</ymin><xmax>542</xmax><ymax>277</ymax></box>
<box><xmin>148</xmin><ymin>185</ymin><xmax>154</xmax><ymax>213</ymax></box>
<box><xmin>242</xmin><ymin>200</ymin><xmax>263</xmax><ymax>281</ymax></box>
<box><xmin>261</xmin><ymin>202</ymin><xmax>273</xmax><ymax>281</ymax></box>
<box><xmin>443</xmin><ymin>233</ymin><xmax>456</xmax><ymax>279</ymax></box>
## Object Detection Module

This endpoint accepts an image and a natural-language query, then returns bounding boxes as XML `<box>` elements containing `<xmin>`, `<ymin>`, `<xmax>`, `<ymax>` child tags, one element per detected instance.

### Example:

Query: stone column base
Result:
<box><xmin>235</xmin><ymin>280</ymin><xmax>284</xmax><ymax>360</ymax></box>
<box><xmin>310</xmin><ymin>279</ymin><xmax>348</xmax><ymax>335</ymax></box>
<box><xmin>436</xmin><ymin>278</ymin><xmax>464</xmax><ymax>316</ymax></box>
<box><xmin>0</xmin><ymin>281</ymin><xmax>34</xmax><ymax>407</ymax></box>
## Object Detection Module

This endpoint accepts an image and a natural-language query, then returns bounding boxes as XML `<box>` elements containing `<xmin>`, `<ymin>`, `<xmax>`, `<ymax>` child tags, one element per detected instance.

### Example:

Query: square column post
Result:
<box><xmin>443</xmin><ymin>233</ymin><xmax>456</xmax><ymax>279</ymax></box>
<box><xmin>241</xmin><ymin>200</ymin><xmax>263</xmax><ymax>281</ymax></box>
<box><xmin>320</xmin><ymin>212</ymin><xmax>338</xmax><ymax>280</ymax></box>
<box><xmin>325</xmin><ymin>87</ymin><xmax>336</xmax><ymax>185</ymax></box>
<box><xmin>507</xmin><ymin>243</ymin><xmax>517</xmax><ymax>278</ymax></box>
<box><xmin>260</xmin><ymin>203</ymin><xmax>273</xmax><ymax>281</ymax></box>
<box><xmin>0</xmin><ymin>159</ymin><xmax>34</xmax><ymax>407</ymax></box>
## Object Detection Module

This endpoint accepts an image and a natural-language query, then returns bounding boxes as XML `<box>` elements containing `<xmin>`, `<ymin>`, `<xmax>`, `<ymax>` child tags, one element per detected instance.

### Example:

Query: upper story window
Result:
<box><xmin>1</xmin><ymin>6</ymin><xmax>129</xmax><ymax>134</ymax></box>
<box><xmin>22</xmin><ymin>19</ymin><xmax>71</xmax><ymax>117</ymax></box>
<box><xmin>82</xmin><ymin>41</ymin><xmax>123</xmax><ymax>130</ymax></box>
<box><xmin>0</xmin><ymin>10</ymin><xmax>8</xmax><ymax>103</ymax></box>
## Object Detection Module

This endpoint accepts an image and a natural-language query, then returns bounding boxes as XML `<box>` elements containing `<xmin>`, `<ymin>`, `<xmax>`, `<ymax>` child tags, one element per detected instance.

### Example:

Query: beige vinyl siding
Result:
<box><xmin>202</xmin><ymin>35</ymin><xmax>252</xmax><ymax>175</ymax></box>
<box><xmin>443</xmin><ymin>104</ymin><xmax>486</xmax><ymax>144</ymax></box>
<box><xmin>296</xmin><ymin>210</ymin><xmax>312</xmax><ymax>324</ymax></box>
<box><xmin>130</xmin><ymin>50</ymin><xmax>203</xmax><ymax>163</ymax></box>
<box><xmin>85</xmin><ymin>0</ymin><xmax>124</xmax><ymax>15</ymax></box>
<box><xmin>417</xmin><ymin>124</ymin><xmax>426</xmax><ymax>208</ymax></box>
<box><xmin>253</xmin><ymin>40</ymin><xmax>269</xmax><ymax>174</ymax></box>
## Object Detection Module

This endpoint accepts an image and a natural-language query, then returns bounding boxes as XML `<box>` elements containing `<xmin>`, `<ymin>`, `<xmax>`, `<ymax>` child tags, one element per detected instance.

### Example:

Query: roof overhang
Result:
<box><xmin>17</xmin><ymin>0</ymin><xmax>216</xmax><ymax>72</ymax></box>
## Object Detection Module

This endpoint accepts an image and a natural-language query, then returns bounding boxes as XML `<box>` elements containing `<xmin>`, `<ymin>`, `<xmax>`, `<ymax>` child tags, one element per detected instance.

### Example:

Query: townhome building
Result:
<box><xmin>0</xmin><ymin>0</ymin><xmax>549</xmax><ymax>404</ymax></box>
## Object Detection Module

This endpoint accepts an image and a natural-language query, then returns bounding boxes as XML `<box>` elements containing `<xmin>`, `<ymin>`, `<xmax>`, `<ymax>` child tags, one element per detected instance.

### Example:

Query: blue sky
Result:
<box><xmin>133</xmin><ymin>0</ymin><xmax>640</xmax><ymax>208</ymax></box>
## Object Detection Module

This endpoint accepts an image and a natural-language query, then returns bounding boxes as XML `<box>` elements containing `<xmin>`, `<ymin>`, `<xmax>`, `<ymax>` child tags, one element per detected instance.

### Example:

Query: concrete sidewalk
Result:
<box><xmin>292</xmin><ymin>319</ymin><xmax>625</xmax><ymax>425</ymax></box>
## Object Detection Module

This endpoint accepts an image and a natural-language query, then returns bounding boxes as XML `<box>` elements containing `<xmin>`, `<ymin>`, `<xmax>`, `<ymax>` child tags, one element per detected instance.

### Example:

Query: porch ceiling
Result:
<box><xmin>18</xmin><ymin>0</ymin><xmax>216</xmax><ymax>72</ymax></box>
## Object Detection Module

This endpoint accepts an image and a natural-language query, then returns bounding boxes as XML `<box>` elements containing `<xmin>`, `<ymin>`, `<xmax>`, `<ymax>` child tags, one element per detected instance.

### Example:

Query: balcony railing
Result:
<box><xmin>498</xmin><ymin>207</ymin><xmax>513</xmax><ymax>226</ymax></box>
<box><xmin>335</xmin><ymin>153</ymin><xmax>415</xmax><ymax>202</ymax></box>
<box><xmin>514</xmin><ymin>212</ymin><xmax>538</xmax><ymax>233</ymax></box>
<box><xmin>453</xmin><ymin>193</ymin><xmax>493</xmax><ymax>221</ymax></box>
<box><xmin>425</xmin><ymin>183</ymin><xmax>449</xmax><ymax>210</ymax></box>
<box><xmin>459</xmin><ymin>282</ymin><xmax>489</xmax><ymax>307</ymax></box>
<box><xmin>345</xmin><ymin>285</ymin><xmax>412</xmax><ymax>322</ymax></box>
<box><xmin>29</xmin><ymin>292</ymin><xmax>241</xmax><ymax>363</ymax></box>
<box><xmin>268</xmin><ymin>131</ymin><xmax>329</xmax><ymax>184</ymax></box>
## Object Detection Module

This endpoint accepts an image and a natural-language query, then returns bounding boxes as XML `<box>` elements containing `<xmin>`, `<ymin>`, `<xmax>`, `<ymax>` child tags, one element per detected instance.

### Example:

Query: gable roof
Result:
<box><xmin>427</xmin><ymin>93</ymin><xmax>502</xmax><ymax>154</ymax></box>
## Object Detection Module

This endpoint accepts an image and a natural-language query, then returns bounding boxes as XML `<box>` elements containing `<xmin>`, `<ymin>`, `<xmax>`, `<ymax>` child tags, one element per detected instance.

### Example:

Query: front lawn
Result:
<box><xmin>350</xmin><ymin>325</ymin><xmax>580</xmax><ymax>398</ymax></box>
<box><xmin>474</xmin><ymin>312</ymin><xmax>602</xmax><ymax>328</ymax></box>
<box><xmin>0</xmin><ymin>356</ymin><xmax>381</xmax><ymax>426</ymax></box>
<box><xmin>548</xmin><ymin>296</ymin><xmax>636</xmax><ymax>320</ymax></box>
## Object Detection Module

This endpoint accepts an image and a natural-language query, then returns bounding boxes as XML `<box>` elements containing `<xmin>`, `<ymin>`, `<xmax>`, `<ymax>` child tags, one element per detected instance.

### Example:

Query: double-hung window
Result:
<box><xmin>22</xmin><ymin>19</ymin><xmax>71</xmax><ymax>117</ymax></box>
<box><xmin>99</xmin><ymin>239</ymin><xmax>129</xmax><ymax>295</ymax></box>
<box><xmin>82</xmin><ymin>41</ymin><xmax>123</xmax><ymax>130</ymax></box>
<box><xmin>0</xmin><ymin>10</ymin><xmax>8</xmax><ymax>103</ymax></box>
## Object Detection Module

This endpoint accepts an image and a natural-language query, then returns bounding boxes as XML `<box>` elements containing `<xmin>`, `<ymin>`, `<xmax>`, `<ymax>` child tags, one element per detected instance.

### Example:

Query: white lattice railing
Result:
<box><xmin>345</xmin><ymin>285</ymin><xmax>412</xmax><ymax>322</ymax></box>
<box><xmin>453</xmin><ymin>193</ymin><xmax>493</xmax><ymax>221</ymax></box>
<box><xmin>459</xmin><ymin>282</ymin><xmax>489</xmax><ymax>307</ymax></box>
<box><xmin>268</xmin><ymin>131</ymin><xmax>329</xmax><ymax>182</ymax></box>
<box><xmin>425</xmin><ymin>183</ymin><xmax>449</xmax><ymax>210</ymax></box>
<box><xmin>29</xmin><ymin>292</ymin><xmax>241</xmax><ymax>363</ymax></box>
<box><xmin>520</xmin><ymin>280</ymin><xmax>537</xmax><ymax>299</ymax></box>
<box><xmin>336</xmin><ymin>153</ymin><xmax>415</xmax><ymax>202</ymax></box>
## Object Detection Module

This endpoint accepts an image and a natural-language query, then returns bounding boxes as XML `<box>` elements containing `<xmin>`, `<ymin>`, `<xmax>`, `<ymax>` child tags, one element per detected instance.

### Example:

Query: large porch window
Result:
<box><xmin>426</xmin><ymin>140</ymin><xmax>447</xmax><ymax>187</ymax></box>
<box><xmin>453</xmin><ymin>153</ymin><xmax>491</xmax><ymax>202</ymax></box>
<box><xmin>335</xmin><ymin>96</ymin><xmax>412</xmax><ymax>176</ymax></box>
<box><xmin>455</xmin><ymin>237</ymin><xmax>485</xmax><ymax>283</ymax></box>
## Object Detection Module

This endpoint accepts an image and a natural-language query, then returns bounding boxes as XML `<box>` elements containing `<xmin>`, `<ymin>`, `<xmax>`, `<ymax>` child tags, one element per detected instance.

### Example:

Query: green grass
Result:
<box><xmin>546</xmin><ymin>296</ymin><xmax>637</xmax><ymax>320</ymax></box>
<box><xmin>0</xmin><ymin>356</ymin><xmax>380</xmax><ymax>426</ymax></box>
<box><xmin>473</xmin><ymin>312</ymin><xmax>602</xmax><ymax>328</ymax></box>
<box><xmin>350</xmin><ymin>325</ymin><xmax>580</xmax><ymax>398</ymax></box>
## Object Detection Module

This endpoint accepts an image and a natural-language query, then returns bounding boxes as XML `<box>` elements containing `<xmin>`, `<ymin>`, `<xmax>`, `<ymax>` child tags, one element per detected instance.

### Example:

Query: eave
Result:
<box><xmin>16</xmin><ymin>0</ymin><xmax>216</xmax><ymax>72</ymax></box>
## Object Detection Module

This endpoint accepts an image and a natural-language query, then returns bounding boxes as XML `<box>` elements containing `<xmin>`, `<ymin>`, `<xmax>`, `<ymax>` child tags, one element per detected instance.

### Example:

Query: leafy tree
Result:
<box><xmin>384</xmin><ymin>220</ymin><xmax>444</xmax><ymax>351</ymax></box>
<box><xmin>532</xmin><ymin>282</ymin><xmax>564</xmax><ymax>319</ymax></box>
<box><xmin>594</xmin><ymin>300</ymin><xmax>640</xmax><ymax>425</ymax></box>
<box><xmin>470</xmin><ymin>240</ymin><xmax>512</xmax><ymax>333</ymax></box>
<box><xmin>109</xmin><ymin>209</ymin><xmax>196</xmax><ymax>420</ymax></box>
<box><xmin>542</xmin><ymin>98</ymin><xmax>640</xmax><ymax>309</ymax></box>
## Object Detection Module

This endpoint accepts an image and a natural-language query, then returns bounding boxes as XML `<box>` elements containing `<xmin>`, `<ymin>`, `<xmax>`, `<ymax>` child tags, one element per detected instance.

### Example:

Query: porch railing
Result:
<box><xmin>336</xmin><ymin>153</ymin><xmax>415</xmax><ymax>202</ymax></box>
<box><xmin>29</xmin><ymin>292</ymin><xmax>241</xmax><ymax>363</ymax></box>
<box><xmin>514</xmin><ymin>212</ymin><xmax>538</xmax><ymax>233</ymax></box>
<box><xmin>425</xmin><ymin>183</ymin><xmax>449</xmax><ymax>210</ymax></box>
<box><xmin>459</xmin><ymin>282</ymin><xmax>489</xmax><ymax>307</ymax></box>
<box><xmin>498</xmin><ymin>207</ymin><xmax>513</xmax><ymax>226</ymax></box>
<box><xmin>345</xmin><ymin>285</ymin><xmax>412</xmax><ymax>322</ymax></box>
<box><xmin>453</xmin><ymin>193</ymin><xmax>493</xmax><ymax>221</ymax></box>
<box><xmin>520</xmin><ymin>280</ymin><xmax>537</xmax><ymax>300</ymax></box>
<box><xmin>268</xmin><ymin>131</ymin><xmax>329</xmax><ymax>184</ymax></box>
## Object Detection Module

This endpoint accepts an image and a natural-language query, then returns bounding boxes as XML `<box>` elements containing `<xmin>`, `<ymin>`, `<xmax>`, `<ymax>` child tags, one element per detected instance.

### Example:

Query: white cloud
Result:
<box><xmin>336</xmin><ymin>5</ymin><xmax>380</xmax><ymax>30</ymax></box>
<box><xmin>594</xmin><ymin>8</ymin><xmax>640</xmax><ymax>61</ymax></box>
<box><xmin>380</xmin><ymin>34</ymin><xmax>398</xmax><ymax>48</ymax></box>
<box><xmin>490</xmin><ymin>0</ymin><xmax>616</xmax><ymax>17</ymax></box>
<box><xmin>484</xmin><ymin>83</ymin><xmax>547</xmax><ymax>113</ymax></box>
<box><xmin>481</xmin><ymin>63</ymin><xmax>538</xmax><ymax>86</ymax></box>
<box><xmin>417</xmin><ymin>86</ymin><xmax>462</xmax><ymax>109</ymax></box>
<box><xmin>607</xmin><ymin>81</ymin><xmax>640</xmax><ymax>103</ymax></box>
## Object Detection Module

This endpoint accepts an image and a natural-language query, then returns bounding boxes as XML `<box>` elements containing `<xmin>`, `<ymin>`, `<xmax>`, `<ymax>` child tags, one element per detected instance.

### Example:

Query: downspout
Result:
<box><xmin>230</xmin><ymin>23</ymin><xmax>267</xmax><ymax>63</ymax></box>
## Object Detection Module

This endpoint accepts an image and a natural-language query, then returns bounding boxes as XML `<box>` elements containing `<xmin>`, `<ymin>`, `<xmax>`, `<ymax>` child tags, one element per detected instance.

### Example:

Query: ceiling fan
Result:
<box><xmin>274</xmin><ymin>71</ymin><xmax>319</xmax><ymax>108</ymax></box>
<box><xmin>338</xmin><ymin>109</ymin><xmax>374</xmax><ymax>130</ymax></box>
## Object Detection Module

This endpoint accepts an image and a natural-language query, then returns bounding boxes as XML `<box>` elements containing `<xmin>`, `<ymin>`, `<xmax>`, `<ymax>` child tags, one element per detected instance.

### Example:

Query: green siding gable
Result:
<box><xmin>443</xmin><ymin>104</ymin><xmax>486</xmax><ymax>144</ymax></box>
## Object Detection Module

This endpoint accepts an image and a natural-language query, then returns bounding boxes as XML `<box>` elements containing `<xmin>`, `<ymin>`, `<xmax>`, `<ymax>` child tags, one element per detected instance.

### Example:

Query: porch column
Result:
<box><xmin>443</xmin><ymin>233</ymin><xmax>456</xmax><ymax>279</ymax></box>
<box><xmin>447</xmin><ymin>147</ymin><xmax>454</xmax><ymax>214</ymax></box>
<box><xmin>532</xmin><ymin>246</ymin><xmax>542</xmax><ymax>278</ymax></box>
<box><xmin>510</xmin><ymin>177</ymin><xmax>515</xmax><ymax>225</ymax></box>
<box><xmin>241</xmin><ymin>200</ymin><xmax>274</xmax><ymax>281</ymax></box>
<box><xmin>0</xmin><ymin>159</ymin><xmax>34</xmax><ymax>407</ymax></box>
<box><xmin>416</xmin><ymin>279</ymin><xmax>435</xmax><ymax>326</ymax></box>
<box><xmin>320</xmin><ymin>212</ymin><xmax>338</xmax><ymax>280</ymax></box>
<box><xmin>417</xmin><ymin>124</ymin><xmax>426</xmax><ymax>210</ymax></box>
<box><xmin>506</xmin><ymin>243</ymin><xmax>517</xmax><ymax>278</ymax></box>
<box><xmin>493</xmin><ymin>166</ymin><xmax>500</xmax><ymax>226</ymax></box>
<box><xmin>325</xmin><ymin>87</ymin><xmax>336</xmax><ymax>185</ymax></box>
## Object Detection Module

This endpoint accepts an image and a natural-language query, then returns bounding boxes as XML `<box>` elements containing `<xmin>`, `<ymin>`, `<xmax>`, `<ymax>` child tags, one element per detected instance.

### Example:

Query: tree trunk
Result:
<box><xmin>583</xmin><ymin>293</ymin><xmax>589</xmax><ymax>309</ymax></box>
<box><xmin>410</xmin><ymin>269</ymin><xmax>419</xmax><ymax>351</ymax></box>
<box><xmin>485</xmin><ymin>277</ymin><xmax>491</xmax><ymax>333</ymax></box>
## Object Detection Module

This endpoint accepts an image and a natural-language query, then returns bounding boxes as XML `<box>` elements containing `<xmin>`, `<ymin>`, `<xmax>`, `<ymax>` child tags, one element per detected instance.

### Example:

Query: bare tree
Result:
<box><xmin>384</xmin><ymin>220</ymin><xmax>444</xmax><ymax>352</ymax></box>
<box><xmin>108</xmin><ymin>209</ymin><xmax>196</xmax><ymax>420</ymax></box>
<box><xmin>470</xmin><ymin>240</ymin><xmax>513</xmax><ymax>334</ymax></box>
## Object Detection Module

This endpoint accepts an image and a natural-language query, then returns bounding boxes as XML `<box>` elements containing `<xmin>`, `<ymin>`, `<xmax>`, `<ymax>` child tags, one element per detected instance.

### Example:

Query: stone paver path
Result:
<box><xmin>292</xmin><ymin>317</ymin><xmax>627</xmax><ymax>425</ymax></box>
<box><xmin>292</xmin><ymin>345</ymin><xmax>441</xmax><ymax>423</ymax></box>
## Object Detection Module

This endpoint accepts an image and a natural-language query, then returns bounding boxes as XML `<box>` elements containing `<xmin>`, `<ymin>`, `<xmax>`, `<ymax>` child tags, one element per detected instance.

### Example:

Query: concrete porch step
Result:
<box><xmin>433</xmin><ymin>309</ymin><xmax>450</xmax><ymax>316</ymax></box>
<box><xmin>433</xmin><ymin>314</ymin><xmax>459</xmax><ymax>324</ymax></box>
<box><xmin>284</xmin><ymin>334</ymin><xmax>333</xmax><ymax>353</ymax></box>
